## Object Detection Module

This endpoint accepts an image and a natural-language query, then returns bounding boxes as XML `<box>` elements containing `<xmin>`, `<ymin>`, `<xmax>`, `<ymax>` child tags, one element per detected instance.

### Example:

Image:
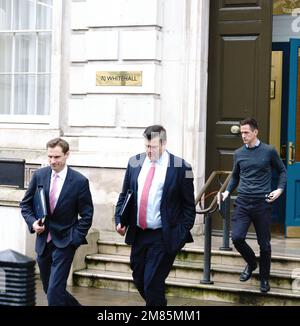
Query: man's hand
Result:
<box><xmin>116</xmin><ymin>223</ymin><xmax>126</xmax><ymax>236</ymax></box>
<box><xmin>266</xmin><ymin>189</ymin><xmax>283</xmax><ymax>203</ymax></box>
<box><xmin>32</xmin><ymin>220</ymin><xmax>45</xmax><ymax>235</ymax></box>
<box><xmin>217</xmin><ymin>190</ymin><xmax>229</xmax><ymax>208</ymax></box>
<box><xmin>221</xmin><ymin>190</ymin><xmax>229</xmax><ymax>202</ymax></box>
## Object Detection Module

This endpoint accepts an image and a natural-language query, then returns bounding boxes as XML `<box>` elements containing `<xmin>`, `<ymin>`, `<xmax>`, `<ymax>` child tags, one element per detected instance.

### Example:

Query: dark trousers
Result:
<box><xmin>37</xmin><ymin>241</ymin><xmax>80</xmax><ymax>306</ymax></box>
<box><xmin>231</xmin><ymin>196</ymin><xmax>272</xmax><ymax>280</ymax></box>
<box><xmin>130</xmin><ymin>228</ymin><xmax>176</xmax><ymax>306</ymax></box>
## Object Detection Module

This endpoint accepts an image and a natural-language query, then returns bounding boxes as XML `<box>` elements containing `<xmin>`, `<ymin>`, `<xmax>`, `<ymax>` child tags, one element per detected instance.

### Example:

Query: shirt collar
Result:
<box><xmin>51</xmin><ymin>165</ymin><xmax>68</xmax><ymax>180</ymax></box>
<box><xmin>246</xmin><ymin>139</ymin><xmax>260</xmax><ymax>149</ymax></box>
<box><xmin>146</xmin><ymin>149</ymin><xmax>169</xmax><ymax>166</ymax></box>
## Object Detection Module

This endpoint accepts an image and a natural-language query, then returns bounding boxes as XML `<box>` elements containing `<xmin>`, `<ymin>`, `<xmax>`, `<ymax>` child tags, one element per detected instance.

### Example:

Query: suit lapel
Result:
<box><xmin>161</xmin><ymin>153</ymin><xmax>174</xmax><ymax>203</ymax></box>
<box><xmin>132</xmin><ymin>153</ymin><xmax>145</xmax><ymax>198</ymax></box>
<box><xmin>44</xmin><ymin>167</ymin><xmax>52</xmax><ymax>211</ymax></box>
<box><xmin>52</xmin><ymin>167</ymin><xmax>73</xmax><ymax>214</ymax></box>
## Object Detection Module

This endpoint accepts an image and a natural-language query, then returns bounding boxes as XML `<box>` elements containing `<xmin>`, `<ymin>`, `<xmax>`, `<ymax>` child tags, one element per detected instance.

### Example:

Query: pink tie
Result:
<box><xmin>139</xmin><ymin>162</ymin><xmax>156</xmax><ymax>229</ymax></box>
<box><xmin>47</xmin><ymin>173</ymin><xmax>58</xmax><ymax>242</ymax></box>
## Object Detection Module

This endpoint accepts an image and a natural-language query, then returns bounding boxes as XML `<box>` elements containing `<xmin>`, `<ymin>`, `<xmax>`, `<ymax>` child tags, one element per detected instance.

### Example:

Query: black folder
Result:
<box><xmin>120</xmin><ymin>189</ymin><xmax>133</xmax><ymax>227</ymax></box>
<box><xmin>33</xmin><ymin>185</ymin><xmax>47</xmax><ymax>225</ymax></box>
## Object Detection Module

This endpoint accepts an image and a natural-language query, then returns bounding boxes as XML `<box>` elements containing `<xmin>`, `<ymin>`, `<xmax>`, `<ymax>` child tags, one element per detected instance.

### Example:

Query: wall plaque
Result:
<box><xmin>96</xmin><ymin>71</ymin><xmax>142</xmax><ymax>86</ymax></box>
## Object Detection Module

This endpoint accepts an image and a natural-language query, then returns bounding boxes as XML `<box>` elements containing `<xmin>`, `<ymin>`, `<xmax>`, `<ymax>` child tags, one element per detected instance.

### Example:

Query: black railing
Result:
<box><xmin>195</xmin><ymin>171</ymin><xmax>232</xmax><ymax>284</ymax></box>
<box><xmin>219</xmin><ymin>194</ymin><xmax>232</xmax><ymax>251</ymax></box>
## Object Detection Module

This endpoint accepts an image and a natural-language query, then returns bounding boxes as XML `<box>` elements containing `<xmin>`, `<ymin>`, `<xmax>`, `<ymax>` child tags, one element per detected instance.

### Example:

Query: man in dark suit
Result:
<box><xmin>115</xmin><ymin>125</ymin><xmax>196</xmax><ymax>306</ymax></box>
<box><xmin>20</xmin><ymin>138</ymin><xmax>93</xmax><ymax>306</ymax></box>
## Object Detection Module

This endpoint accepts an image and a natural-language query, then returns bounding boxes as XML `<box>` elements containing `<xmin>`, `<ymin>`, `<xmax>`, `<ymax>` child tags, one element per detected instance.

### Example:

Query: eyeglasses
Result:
<box><xmin>144</xmin><ymin>144</ymin><xmax>160</xmax><ymax>150</ymax></box>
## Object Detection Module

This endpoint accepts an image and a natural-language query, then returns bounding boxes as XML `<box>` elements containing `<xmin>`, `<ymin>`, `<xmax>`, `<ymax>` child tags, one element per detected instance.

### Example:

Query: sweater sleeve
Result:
<box><xmin>226</xmin><ymin>152</ymin><xmax>240</xmax><ymax>194</ymax></box>
<box><xmin>271</xmin><ymin>147</ymin><xmax>287</xmax><ymax>190</ymax></box>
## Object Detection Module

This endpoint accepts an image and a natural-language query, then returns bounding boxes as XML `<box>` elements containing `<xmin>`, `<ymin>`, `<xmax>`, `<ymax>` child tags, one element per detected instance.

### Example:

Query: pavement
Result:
<box><xmin>35</xmin><ymin>279</ymin><xmax>235</xmax><ymax>306</ymax></box>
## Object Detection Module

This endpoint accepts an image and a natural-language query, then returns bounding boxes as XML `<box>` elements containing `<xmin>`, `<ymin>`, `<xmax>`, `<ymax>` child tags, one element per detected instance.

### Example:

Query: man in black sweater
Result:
<box><xmin>221</xmin><ymin>118</ymin><xmax>286</xmax><ymax>293</ymax></box>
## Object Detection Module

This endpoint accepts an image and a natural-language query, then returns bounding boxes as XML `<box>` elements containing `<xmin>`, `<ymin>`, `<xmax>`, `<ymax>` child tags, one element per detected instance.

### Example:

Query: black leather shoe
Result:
<box><xmin>260</xmin><ymin>279</ymin><xmax>270</xmax><ymax>293</ymax></box>
<box><xmin>239</xmin><ymin>264</ymin><xmax>257</xmax><ymax>282</ymax></box>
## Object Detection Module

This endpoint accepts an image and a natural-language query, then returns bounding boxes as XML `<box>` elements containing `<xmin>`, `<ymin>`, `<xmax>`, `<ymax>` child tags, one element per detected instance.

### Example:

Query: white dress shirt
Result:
<box><xmin>137</xmin><ymin>150</ymin><xmax>169</xmax><ymax>229</ymax></box>
<box><xmin>50</xmin><ymin>165</ymin><xmax>68</xmax><ymax>208</ymax></box>
<box><xmin>246</xmin><ymin>139</ymin><xmax>260</xmax><ymax>148</ymax></box>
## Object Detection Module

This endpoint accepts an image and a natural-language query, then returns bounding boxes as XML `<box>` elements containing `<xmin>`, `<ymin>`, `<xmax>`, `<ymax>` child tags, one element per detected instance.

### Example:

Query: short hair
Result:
<box><xmin>46</xmin><ymin>138</ymin><xmax>69</xmax><ymax>154</ymax></box>
<box><xmin>143</xmin><ymin>125</ymin><xmax>167</xmax><ymax>143</ymax></box>
<box><xmin>240</xmin><ymin>117</ymin><xmax>258</xmax><ymax>131</ymax></box>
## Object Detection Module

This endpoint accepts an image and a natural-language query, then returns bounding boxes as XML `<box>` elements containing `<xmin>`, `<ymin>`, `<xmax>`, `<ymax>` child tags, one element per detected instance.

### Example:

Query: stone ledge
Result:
<box><xmin>0</xmin><ymin>186</ymin><xmax>26</xmax><ymax>207</ymax></box>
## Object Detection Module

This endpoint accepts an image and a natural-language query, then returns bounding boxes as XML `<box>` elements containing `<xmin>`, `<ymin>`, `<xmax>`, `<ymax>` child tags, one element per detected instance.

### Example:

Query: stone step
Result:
<box><xmin>73</xmin><ymin>269</ymin><xmax>300</xmax><ymax>306</ymax></box>
<box><xmin>97</xmin><ymin>240</ymin><xmax>131</xmax><ymax>256</ymax></box>
<box><xmin>85</xmin><ymin>253</ymin><xmax>295</xmax><ymax>290</ymax></box>
<box><xmin>97</xmin><ymin>240</ymin><xmax>300</xmax><ymax>273</ymax></box>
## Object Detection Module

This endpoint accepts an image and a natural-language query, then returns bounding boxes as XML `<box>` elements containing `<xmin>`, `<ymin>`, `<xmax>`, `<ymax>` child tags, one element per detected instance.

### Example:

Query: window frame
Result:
<box><xmin>0</xmin><ymin>0</ymin><xmax>62</xmax><ymax>126</ymax></box>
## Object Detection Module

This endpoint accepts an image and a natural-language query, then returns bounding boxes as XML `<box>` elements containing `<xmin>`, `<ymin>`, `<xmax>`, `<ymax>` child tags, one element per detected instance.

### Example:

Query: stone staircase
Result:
<box><xmin>73</xmin><ymin>237</ymin><xmax>300</xmax><ymax>305</ymax></box>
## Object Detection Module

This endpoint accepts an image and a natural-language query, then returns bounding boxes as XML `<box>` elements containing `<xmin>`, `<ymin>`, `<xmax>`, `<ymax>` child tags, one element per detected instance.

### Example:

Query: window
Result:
<box><xmin>0</xmin><ymin>0</ymin><xmax>52</xmax><ymax>116</ymax></box>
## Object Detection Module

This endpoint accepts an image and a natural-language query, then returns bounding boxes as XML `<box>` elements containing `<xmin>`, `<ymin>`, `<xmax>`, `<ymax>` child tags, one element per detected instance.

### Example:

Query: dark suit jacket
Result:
<box><xmin>20</xmin><ymin>166</ymin><xmax>94</xmax><ymax>256</ymax></box>
<box><xmin>115</xmin><ymin>152</ymin><xmax>196</xmax><ymax>255</ymax></box>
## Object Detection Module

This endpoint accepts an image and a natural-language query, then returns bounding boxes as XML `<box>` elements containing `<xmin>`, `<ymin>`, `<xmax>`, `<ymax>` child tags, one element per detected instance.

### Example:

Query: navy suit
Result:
<box><xmin>115</xmin><ymin>152</ymin><xmax>195</xmax><ymax>305</ymax></box>
<box><xmin>20</xmin><ymin>166</ymin><xmax>93</xmax><ymax>305</ymax></box>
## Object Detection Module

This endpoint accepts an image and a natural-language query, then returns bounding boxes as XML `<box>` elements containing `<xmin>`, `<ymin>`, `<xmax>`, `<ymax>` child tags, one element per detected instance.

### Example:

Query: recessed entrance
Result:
<box><xmin>206</xmin><ymin>0</ymin><xmax>300</xmax><ymax>237</ymax></box>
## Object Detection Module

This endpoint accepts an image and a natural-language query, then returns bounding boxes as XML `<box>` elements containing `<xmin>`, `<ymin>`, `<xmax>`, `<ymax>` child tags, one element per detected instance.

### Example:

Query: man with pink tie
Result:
<box><xmin>20</xmin><ymin>138</ymin><xmax>93</xmax><ymax>305</ymax></box>
<box><xmin>115</xmin><ymin>125</ymin><xmax>196</xmax><ymax>306</ymax></box>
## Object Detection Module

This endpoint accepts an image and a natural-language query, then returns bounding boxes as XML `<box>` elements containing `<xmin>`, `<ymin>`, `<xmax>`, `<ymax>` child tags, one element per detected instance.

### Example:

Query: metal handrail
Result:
<box><xmin>195</xmin><ymin>170</ymin><xmax>232</xmax><ymax>284</ymax></box>
<box><xmin>195</xmin><ymin>170</ymin><xmax>231</xmax><ymax>214</ymax></box>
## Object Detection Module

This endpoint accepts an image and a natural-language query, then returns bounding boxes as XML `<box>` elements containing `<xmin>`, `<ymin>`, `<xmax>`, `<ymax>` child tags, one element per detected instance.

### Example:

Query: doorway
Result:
<box><xmin>206</xmin><ymin>0</ymin><xmax>273</xmax><ymax>235</ymax></box>
<box><xmin>269</xmin><ymin>47</ymin><xmax>287</xmax><ymax>235</ymax></box>
<box><xmin>206</xmin><ymin>0</ymin><xmax>300</xmax><ymax>237</ymax></box>
<box><xmin>272</xmin><ymin>8</ymin><xmax>300</xmax><ymax>236</ymax></box>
